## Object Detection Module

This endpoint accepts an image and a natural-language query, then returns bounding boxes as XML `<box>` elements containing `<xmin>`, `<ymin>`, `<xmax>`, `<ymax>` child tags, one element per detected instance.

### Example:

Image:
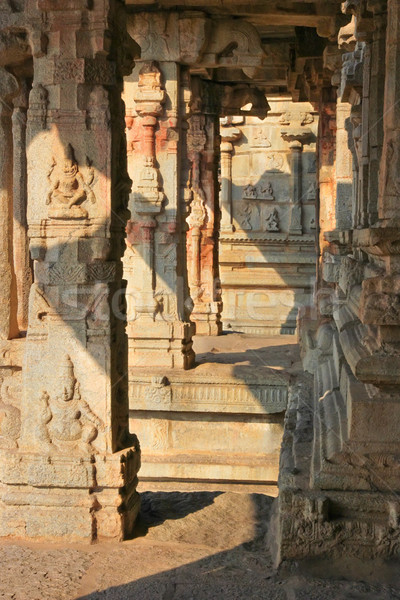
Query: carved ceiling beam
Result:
<box><xmin>127</xmin><ymin>12</ymin><xmax>266</xmax><ymax>73</ymax></box>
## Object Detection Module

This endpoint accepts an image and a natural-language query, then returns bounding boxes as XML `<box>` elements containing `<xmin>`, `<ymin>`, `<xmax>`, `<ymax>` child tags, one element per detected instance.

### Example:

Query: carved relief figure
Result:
<box><xmin>259</xmin><ymin>181</ymin><xmax>274</xmax><ymax>200</ymax></box>
<box><xmin>87</xmin><ymin>86</ymin><xmax>110</xmax><ymax>130</ymax></box>
<box><xmin>238</xmin><ymin>202</ymin><xmax>254</xmax><ymax>230</ymax></box>
<box><xmin>46</xmin><ymin>144</ymin><xmax>96</xmax><ymax>219</ymax></box>
<box><xmin>306</xmin><ymin>181</ymin><xmax>317</xmax><ymax>200</ymax></box>
<box><xmin>242</xmin><ymin>184</ymin><xmax>257</xmax><ymax>199</ymax></box>
<box><xmin>252</xmin><ymin>127</ymin><xmax>271</xmax><ymax>148</ymax></box>
<box><xmin>0</xmin><ymin>375</ymin><xmax>21</xmax><ymax>449</ymax></box>
<box><xmin>38</xmin><ymin>355</ymin><xmax>104</xmax><ymax>453</ymax></box>
<box><xmin>301</xmin><ymin>112</ymin><xmax>314</xmax><ymax>125</ymax></box>
<box><xmin>308</xmin><ymin>155</ymin><xmax>317</xmax><ymax>173</ymax></box>
<box><xmin>265</xmin><ymin>153</ymin><xmax>284</xmax><ymax>172</ymax></box>
<box><xmin>28</xmin><ymin>83</ymin><xmax>48</xmax><ymax>129</ymax></box>
<box><xmin>265</xmin><ymin>208</ymin><xmax>280</xmax><ymax>232</ymax></box>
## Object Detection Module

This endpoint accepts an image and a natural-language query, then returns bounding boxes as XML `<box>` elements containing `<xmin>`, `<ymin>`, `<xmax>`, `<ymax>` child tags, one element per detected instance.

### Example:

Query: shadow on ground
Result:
<box><xmin>73</xmin><ymin>491</ymin><xmax>400</xmax><ymax>600</ymax></box>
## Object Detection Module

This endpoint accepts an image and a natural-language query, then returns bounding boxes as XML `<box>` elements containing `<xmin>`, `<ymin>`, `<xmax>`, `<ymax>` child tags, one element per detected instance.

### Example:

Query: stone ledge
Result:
<box><xmin>129</xmin><ymin>365</ymin><xmax>288</xmax><ymax>414</ymax></box>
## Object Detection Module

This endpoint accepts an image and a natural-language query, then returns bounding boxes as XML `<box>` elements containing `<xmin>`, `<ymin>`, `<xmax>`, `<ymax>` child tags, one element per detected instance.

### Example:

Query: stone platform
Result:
<box><xmin>129</xmin><ymin>334</ymin><xmax>300</xmax><ymax>485</ymax></box>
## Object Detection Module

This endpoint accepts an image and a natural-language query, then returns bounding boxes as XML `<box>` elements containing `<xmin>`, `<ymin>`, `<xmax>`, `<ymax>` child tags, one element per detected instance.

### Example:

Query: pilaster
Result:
<box><xmin>220</xmin><ymin>118</ymin><xmax>243</xmax><ymax>233</ymax></box>
<box><xmin>281</xmin><ymin>126</ymin><xmax>313</xmax><ymax>236</ymax></box>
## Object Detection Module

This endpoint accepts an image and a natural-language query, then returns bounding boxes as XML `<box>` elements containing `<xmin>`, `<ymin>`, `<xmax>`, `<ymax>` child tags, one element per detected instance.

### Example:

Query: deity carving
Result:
<box><xmin>37</xmin><ymin>355</ymin><xmax>104</xmax><ymax>453</ymax></box>
<box><xmin>279</xmin><ymin>112</ymin><xmax>291</xmax><ymax>125</ymax></box>
<box><xmin>252</xmin><ymin>127</ymin><xmax>271</xmax><ymax>148</ymax></box>
<box><xmin>46</xmin><ymin>144</ymin><xmax>96</xmax><ymax>219</ymax></box>
<box><xmin>265</xmin><ymin>208</ymin><xmax>280</xmax><ymax>232</ymax></box>
<box><xmin>132</xmin><ymin>62</ymin><xmax>165</xmax><ymax>215</ymax></box>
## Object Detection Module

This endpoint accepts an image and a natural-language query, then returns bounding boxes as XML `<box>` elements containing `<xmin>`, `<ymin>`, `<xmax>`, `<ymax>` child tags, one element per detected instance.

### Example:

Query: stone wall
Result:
<box><xmin>220</xmin><ymin>99</ymin><xmax>318</xmax><ymax>335</ymax></box>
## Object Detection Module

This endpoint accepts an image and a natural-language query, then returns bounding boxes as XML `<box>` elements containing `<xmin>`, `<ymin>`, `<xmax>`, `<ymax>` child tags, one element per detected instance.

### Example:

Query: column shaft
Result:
<box><xmin>0</xmin><ymin>67</ymin><xmax>19</xmax><ymax>340</ymax></box>
<box><xmin>12</xmin><ymin>84</ymin><xmax>31</xmax><ymax>333</ymax></box>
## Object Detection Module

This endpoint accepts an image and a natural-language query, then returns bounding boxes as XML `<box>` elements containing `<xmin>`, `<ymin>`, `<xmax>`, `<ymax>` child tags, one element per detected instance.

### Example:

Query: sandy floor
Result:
<box><xmin>193</xmin><ymin>332</ymin><xmax>302</xmax><ymax>371</ymax></box>
<box><xmin>1</xmin><ymin>490</ymin><xmax>400</xmax><ymax>600</ymax></box>
<box><xmin>1</xmin><ymin>335</ymin><xmax>399</xmax><ymax>598</ymax></box>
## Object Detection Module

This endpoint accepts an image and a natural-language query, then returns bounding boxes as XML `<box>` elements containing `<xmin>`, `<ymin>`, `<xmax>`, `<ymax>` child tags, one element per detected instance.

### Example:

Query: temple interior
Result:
<box><xmin>1</xmin><ymin>0</ymin><xmax>400</xmax><ymax>589</ymax></box>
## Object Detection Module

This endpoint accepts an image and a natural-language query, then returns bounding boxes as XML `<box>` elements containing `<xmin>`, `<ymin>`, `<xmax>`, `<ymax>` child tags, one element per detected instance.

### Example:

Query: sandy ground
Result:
<box><xmin>1</xmin><ymin>490</ymin><xmax>400</xmax><ymax>600</ymax></box>
<box><xmin>1</xmin><ymin>335</ymin><xmax>399</xmax><ymax>599</ymax></box>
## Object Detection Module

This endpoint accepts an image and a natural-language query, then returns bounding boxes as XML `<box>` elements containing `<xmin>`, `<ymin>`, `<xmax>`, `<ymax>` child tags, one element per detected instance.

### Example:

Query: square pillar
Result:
<box><xmin>0</xmin><ymin>0</ymin><xmax>141</xmax><ymax>541</ymax></box>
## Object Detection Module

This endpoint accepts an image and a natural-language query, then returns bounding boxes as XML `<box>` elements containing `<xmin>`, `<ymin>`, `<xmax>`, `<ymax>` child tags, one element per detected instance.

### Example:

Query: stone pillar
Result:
<box><xmin>335</xmin><ymin>103</ymin><xmax>353</xmax><ymax>231</ymax></box>
<box><xmin>378</xmin><ymin>0</ymin><xmax>398</xmax><ymax>224</ymax></box>
<box><xmin>220</xmin><ymin>118</ymin><xmax>242</xmax><ymax>233</ymax></box>
<box><xmin>186</xmin><ymin>78</ymin><xmax>222</xmax><ymax>336</ymax></box>
<box><xmin>0</xmin><ymin>67</ymin><xmax>19</xmax><ymax>341</ymax></box>
<box><xmin>0</xmin><ymin>1</ymin><xmax>141</xmax><ymax>540</ymax></box>
<box><xmin>125</xmin><ymin>59</ymin><xmax>195</xmax><ymax>369</ymax></box>
<box><xmin>317</xmin><ymin>100</ymin><xmax>337</xmax><ymax>268</ymax></box>
<box><xmin>367</xmin><ymin>1</ymin><xmax>387</xmax><ymax>224</ymax></box>
<box><xmin>281</xmin><ymin>128</ymin><xmax>312</xmax><ymax>235</ymax></box>
<box><xmin>12</xmin><ymin>81</ymin><xmax>32</xmax><ymax>333</ymax></box>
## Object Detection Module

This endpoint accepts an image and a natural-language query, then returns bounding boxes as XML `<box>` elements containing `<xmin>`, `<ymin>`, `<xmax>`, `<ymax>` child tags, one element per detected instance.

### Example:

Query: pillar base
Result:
<box><xmin>0</xmin><ymin>449</ymin><xmax>140</xmax><ymax>541</ymax></box>
<box><xmin>271</xmin><ymin>376</ymin><xmax>400</xmax><ymax>565</ymax></box>
<box><xmin>191</xmin><ymin>302</ymin><xmax>222</xmax><ymax>336</ymax></box>
<box><xmin>128</xmin><ymin>319</ymin><xmax>195</xmax><ymax>369</ymax></box>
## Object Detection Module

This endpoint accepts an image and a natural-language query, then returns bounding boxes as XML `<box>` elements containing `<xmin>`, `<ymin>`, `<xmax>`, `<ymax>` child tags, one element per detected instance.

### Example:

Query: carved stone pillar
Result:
<box><xmin>0</xmin><ymin>67</ymin><xmax>19</xmax><ymax>341</ymax></box>
<box><xmin>0</xmin><ymin>1</ymin><xmax>141</xmax><ymax>540</ymax></box>
<box><xmin>125</xmin><ymin>59</ymin><xmax>195</xmax><ymax>369</ymax></box>
<box><xmin>12</xmin><ymin>81</ymin><xmax>32</xmax><ymax>333</ymax></box>
<box><xmin>220</xmin><ymin>118</ymin><xmax>242</xmax><ymax>233</ymax></box>
<box><xmin>128</xmin><ymin>62</ymin><xmax>167</xmax><ymax>341</ymax></box>
<box><xmin>186</xmin><ymin>78</ymin><xmax>222</xmax><ymax>336</ymax></box>
<box><xmin>125</xmin><ymin>12</ymin><xmax>267</xmax><ymax>358</ymax></box>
